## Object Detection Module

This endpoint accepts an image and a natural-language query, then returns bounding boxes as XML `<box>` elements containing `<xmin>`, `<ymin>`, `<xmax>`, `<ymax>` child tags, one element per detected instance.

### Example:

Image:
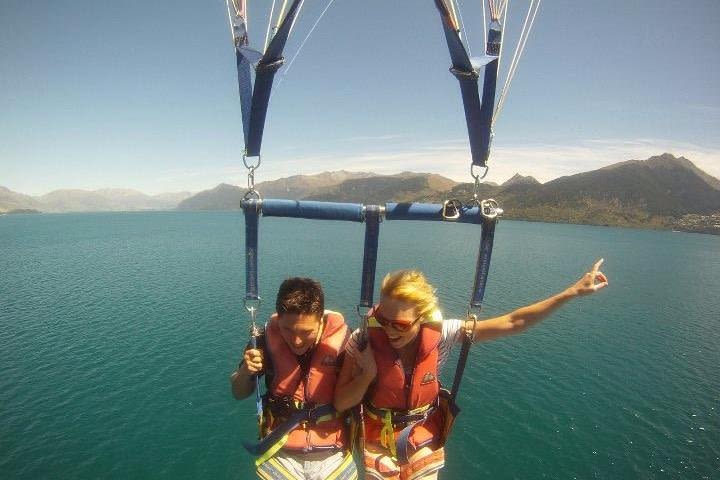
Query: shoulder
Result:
<box><xmin>441</xmin><ymin>318</ymin><xmax>467</xmax><ymax>345</ymax></box>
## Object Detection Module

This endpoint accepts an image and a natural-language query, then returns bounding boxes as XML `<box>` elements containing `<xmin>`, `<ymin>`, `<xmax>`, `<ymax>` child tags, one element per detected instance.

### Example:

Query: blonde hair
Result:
<box><xmin>380</xmin><ymin>270</ymin><xmax>439</xmax><ymax>322</ymax></box>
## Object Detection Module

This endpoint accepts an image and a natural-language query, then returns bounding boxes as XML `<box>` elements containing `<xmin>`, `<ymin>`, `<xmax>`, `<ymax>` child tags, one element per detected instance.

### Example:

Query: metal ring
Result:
<box><xmin>244</xmin><ymin>297</ymin><xmax>261</xmax><ymax>313</ymax></box>
<box><xmin>242</xmin><ymin>189</ymin><xmax>262</xmax><ymax>201</ymax></box>
<box><xmin>470</xmin><ymin>164</ymin><xmax>489</xmax><ymax>181</ymax></box>
<box><xmin>479</xmin><ymin>198</ymin><xmax>503</xmax><ymax>220</ymax></box>
<box><xmin>356</xmin><ymin>304</ymin><xmax>372</xmax><ymax>320</ymax></box>
<box><xmin>242</xmin><ymin>153</ymin><xmax>261</xmax><ymax>170</ymax></box>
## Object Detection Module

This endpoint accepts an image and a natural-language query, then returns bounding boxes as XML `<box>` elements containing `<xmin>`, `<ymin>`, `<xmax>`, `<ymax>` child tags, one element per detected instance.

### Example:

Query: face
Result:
<box><xmin>277</xmin><ymin>313</ymin><xmax>322</xmax><ymax>355</ymax></box>
<box><xmin>375</xmin><ymin>297</ymin><xmax>422</xmax><ymax>350</ymax></box>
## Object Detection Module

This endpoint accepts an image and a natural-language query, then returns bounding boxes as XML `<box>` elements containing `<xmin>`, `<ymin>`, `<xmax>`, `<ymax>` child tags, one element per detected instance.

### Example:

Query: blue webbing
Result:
<box><xmin>385</xmin><ymin>202</ymin><xmax>484</xmax><ymax>224</ymax></box>
<box><xmin>470</xmin><ymin>218</ymin><xmax>496</xmax><ymax>308</ymax></box>
<box><xmin>432</xmin><ymin>0</ymin><xmax>500</xmax><ymax>168</ymax></box>
<box><xmin>359</xmin><ymin>206</ymin><xmax>381</xmax><ymax>308</ymax></box>
<box><xmin>245</xmin><ymin>0</ymin><xmax>306</xmax><ymax>156</ymax></box>
<box><xmin>242</xmin><ymin>199</ymin><xmax>260</xmax><ymax>301</ymax></box>
<box><xmin>262</xmin><ymin>199</ymin><xmax>364</xmax><ymax>222</ymax></box>
<box><xmin>242</xmin><ymin>404</ymin><xmax>337</xmax><ymax>455</ymax></box>
<box><xmin>236</xmin><ymin>49</ymin><xmax>253</xmax><ymax>146</ymax></box>
<box><xmin>229</xmin><ymin>7</ymin><xmax>254</xmax><ymax>146</ymax></box>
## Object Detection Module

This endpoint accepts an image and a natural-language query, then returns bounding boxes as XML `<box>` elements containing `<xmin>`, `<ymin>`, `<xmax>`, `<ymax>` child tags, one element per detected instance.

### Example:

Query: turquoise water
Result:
<box><xmin>1</xmin><ymin>211</ymin><xmax>718</xmax><ymax>479</ymax></box>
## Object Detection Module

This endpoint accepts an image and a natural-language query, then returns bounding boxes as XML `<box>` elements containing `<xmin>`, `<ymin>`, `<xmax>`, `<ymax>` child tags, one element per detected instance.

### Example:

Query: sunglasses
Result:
<box><xmin>373</xmin><ymin>307</ymin><xmax>422</xmax><ymax>332</ymax></box>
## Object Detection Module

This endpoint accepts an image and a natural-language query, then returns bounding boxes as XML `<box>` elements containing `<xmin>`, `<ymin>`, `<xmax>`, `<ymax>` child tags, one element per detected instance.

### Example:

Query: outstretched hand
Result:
<box><xmin>570</xmin><ymin>258</ymin><xmax>609</xmax><ymax>296</ymax></box>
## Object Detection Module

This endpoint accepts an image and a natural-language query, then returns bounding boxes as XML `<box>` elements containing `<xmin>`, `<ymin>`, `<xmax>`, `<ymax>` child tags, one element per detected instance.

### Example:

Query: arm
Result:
<box><xmin>230</xmin><ymin>348</ymin><xmax>264</xmax><ymax>400</ymax></box>
<box><xmin>334</xmin><ymin>334</ymin><xmax>377</xmax><ymax>412</ymax></box>
<box><xmin>471</xmin><ymin>259</ymin><xmax>609</xmax><ymax>342</ymax></box>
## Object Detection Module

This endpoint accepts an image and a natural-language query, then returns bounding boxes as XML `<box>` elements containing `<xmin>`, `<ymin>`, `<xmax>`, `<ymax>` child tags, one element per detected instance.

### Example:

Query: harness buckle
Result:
<box><xmin>442</xmin><ymin>199</ymin><xmax>463</xmax><ymax>220</ymax></box>
<box><xmin>479</xmin><ymin>198</ymin><xmax>503</xmax><ymax>220</ymax></box>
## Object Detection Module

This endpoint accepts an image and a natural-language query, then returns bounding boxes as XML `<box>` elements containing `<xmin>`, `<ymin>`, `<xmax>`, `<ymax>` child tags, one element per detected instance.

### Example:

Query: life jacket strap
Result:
<box><xmin>365</xmin><ymin>402</ymin><xmax>437</xmax><ymax>464</ymax></box>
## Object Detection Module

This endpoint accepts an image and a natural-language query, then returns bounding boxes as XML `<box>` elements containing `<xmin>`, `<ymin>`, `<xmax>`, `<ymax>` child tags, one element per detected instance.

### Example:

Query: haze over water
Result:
<box><xmin>1</xmin><ymin>212</ymin><xmax>718</xmax><ymax>479</ymax></box>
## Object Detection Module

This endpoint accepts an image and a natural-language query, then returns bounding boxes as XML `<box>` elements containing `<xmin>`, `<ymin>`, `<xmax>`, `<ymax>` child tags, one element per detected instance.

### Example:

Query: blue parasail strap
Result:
<box><xmin>432</xmin><ymin>0</ymin><xmax>501</xmax><ymax>168</ymax></box>
<box><xmin>359</xmin><ymin>206</ymin><xmax>381</xmax><ymax>308</ymax></box>
<box><xmin>470</xmin><ymin>217</ymin><xmax>496</xmax><ymax>308</ymax></box>
<box><xmin>242</xmin><ymin>199</ymin><xmax>260</xmax><ymax>301</ymax></box>
<box><xmin>245</xmin><ymin>0</ymin><xmax>306</xmax><ymax>157</ymax></box>
<box><xmin>448</xmin><ymin>216</ymin><xmax>497</xmax><ymax>404</ymax></box>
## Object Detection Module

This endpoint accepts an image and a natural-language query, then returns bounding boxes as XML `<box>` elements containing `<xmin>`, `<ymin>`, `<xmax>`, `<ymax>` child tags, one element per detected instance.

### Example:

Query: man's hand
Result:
<box><xmin>569</xmin><ymin>258</ymin><xmax>609</xmax><ymax>296</ymax></box>
<box><xmin>243</xmin><ymin>348</ymin><xmax>264</xmax><ymax>374</ymax></box>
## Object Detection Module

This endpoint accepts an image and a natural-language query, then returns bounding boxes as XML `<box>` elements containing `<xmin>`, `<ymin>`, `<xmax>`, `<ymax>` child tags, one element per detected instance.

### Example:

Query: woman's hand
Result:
<box><xmin>243</xmin><ymin>348</ymin><xmax>264</xmax><ymax>374</ymax></box>
<box><xmin>345</xmin><ymin>335</ymin><xmax>377</xmax><ymax>381</ymax></box>
<box><xmin>569</xmin><ymin>258</ymin><xmax>609</xmax><ymax>296</ymax></box>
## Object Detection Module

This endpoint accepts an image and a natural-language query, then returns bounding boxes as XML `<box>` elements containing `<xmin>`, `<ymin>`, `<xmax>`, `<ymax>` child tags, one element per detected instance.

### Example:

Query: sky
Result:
<box><xmin>1</xmin><ymin>0</ymin><xmax>719</xmax><ymax>195</ymax></box>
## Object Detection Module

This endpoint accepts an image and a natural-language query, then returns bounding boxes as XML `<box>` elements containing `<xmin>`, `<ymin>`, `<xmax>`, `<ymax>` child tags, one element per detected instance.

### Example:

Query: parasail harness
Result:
<box><xmin>226</xmin><ymin>0</ymin><xmax>540</xmax><ymax>460</ymax></box>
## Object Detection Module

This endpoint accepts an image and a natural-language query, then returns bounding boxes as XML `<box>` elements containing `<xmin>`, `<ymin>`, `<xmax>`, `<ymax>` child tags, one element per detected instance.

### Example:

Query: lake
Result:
<box><xmin>1</xmin><ymin>211</ymin><xmax>718</xmax><ymax>479</ymax></box>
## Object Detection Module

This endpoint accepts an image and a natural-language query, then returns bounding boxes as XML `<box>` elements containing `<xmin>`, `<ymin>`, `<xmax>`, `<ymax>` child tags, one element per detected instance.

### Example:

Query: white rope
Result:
<box><xmin>482</xmin><ymin>0</ymin><xmax>487</xmax><ymax>51</ymax></box>
<box><xmin>264</xmin><ymin>0</ymin><xmax>277</xmax><ymax>52</ymax></box>
<box><xmin>493</xmin><ymin>0</ymin><xmax>540</xmax><ymax>125</ymax></box>
<box><xmin>455</xmin><ymin>0</ymin><xmax>472</xmax><ymax>56</ymax></box>
<box><xmin>279</xmin><ymin>0</ymin><xmax>337</xmax><ymax>82</ymax></box>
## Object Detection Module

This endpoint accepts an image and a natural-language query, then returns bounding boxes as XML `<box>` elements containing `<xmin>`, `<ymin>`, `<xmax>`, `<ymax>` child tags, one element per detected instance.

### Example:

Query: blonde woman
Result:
<box><xmin>335</xmin><ymin>260</ymin><xmax>608</xmax><ymax>479</ymax></box>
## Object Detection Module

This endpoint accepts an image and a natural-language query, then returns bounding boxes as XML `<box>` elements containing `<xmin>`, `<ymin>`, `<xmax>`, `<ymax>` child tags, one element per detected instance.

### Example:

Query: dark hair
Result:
<box><xmin>275</xmin><ymin>277</ymin><xmax>324</xmax><ymax>318</ymax></box>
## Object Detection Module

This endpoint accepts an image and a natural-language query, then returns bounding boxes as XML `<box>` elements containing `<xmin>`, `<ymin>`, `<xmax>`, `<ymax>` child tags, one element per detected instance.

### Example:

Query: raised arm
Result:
<box><xmin>471</xmin><ymin>259</ymin><xmax>609</xmax><ymax>342</ymax></box>
<box><xmin>334</xmin><ymin>334</ymin><xmax>377</xmax><ymax>412</ymax></box>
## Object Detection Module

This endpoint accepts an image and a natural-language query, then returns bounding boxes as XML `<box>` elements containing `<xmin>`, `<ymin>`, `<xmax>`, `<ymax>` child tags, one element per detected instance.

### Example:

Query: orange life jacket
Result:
<box><xmin>364</xmin><ymin>313</ymin><xmax>444</xmax><ymax>454</ymax></box>
<box><xmin>264</xmin><ymin>311</ymin><xmax>348</xmax><ymax>452</ymax></box>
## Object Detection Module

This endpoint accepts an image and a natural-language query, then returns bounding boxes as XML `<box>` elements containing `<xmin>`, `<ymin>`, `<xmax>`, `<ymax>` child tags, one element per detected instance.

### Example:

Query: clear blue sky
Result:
<box><xmin>1</xmin><ymin>0</ymin><xmax>718</xmax><ymax>195</ymax></box>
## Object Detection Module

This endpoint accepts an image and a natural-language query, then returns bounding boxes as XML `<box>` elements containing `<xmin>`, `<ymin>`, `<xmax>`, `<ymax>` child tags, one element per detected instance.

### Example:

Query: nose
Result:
<box><xmin>292</xmin><ymin>336</ymin><xmax>305</xmax><ymax>347</ymax></box>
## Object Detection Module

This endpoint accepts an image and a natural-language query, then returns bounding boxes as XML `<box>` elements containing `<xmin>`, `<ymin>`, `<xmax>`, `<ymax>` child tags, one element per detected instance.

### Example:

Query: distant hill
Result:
<box><xmin>309</xmin><ymin>172</ymin><xmax>457</xmax><ymax>203</ymax></box>
<box><xmin>176</xmin><ymin>172</ymin><xmax>458</xmax><ymax>209</ymax></box>
<box><xmin>0</xmin><ymin>187</ymin><xmax>192</xmax><ymax>213</ymax></box>
<box><xmin>0</xmin><ymin>186</ymin><xmax>44</xmax><ymax>213</ymax></box>
<box><xmin>5</xmin><ymin>154</ymin><xmax>719</xmax><ymax>234</ymax></box>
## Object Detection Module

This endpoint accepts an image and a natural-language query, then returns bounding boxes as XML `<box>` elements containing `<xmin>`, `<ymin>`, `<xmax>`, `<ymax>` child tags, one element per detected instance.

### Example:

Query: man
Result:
<box><xmin>231</xmin><ymin>277</ymin><xmax>357</xmax><ymax>480</ymax></box>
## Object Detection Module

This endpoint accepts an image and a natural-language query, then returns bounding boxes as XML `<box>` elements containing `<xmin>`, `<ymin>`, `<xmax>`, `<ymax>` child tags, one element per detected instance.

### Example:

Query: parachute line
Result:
<box><xmin>264</xmin><ymin>0</ymin><xmax>277</xmax><ymax>52</ymax></box>
<box><xmin>493</xmin><ymin>0</ymin><xmax>540</xmax><ymax>125</ymax></box>
<box><xmin>281</xmin><ymin>0</ymin><xmax>337</xmax><ymax>81</ymax></box>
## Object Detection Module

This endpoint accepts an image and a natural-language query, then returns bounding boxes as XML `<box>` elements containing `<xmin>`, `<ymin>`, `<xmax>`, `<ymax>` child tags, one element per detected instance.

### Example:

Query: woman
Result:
<box><xmin>335</xmin><ymin>260</ymin><xmax>608</xmax><ymax>479</ymax></box>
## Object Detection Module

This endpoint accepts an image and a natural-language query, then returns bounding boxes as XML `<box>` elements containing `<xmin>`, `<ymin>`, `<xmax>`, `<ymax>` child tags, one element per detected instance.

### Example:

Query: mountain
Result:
<box><xmin>502</xmin><ymin>173</ymin><xmax>540</xmax><ymax>187</ymax></box>
<box><xmin>308</xmin><ymin>172</ymin><xmax>457</xmax><ymax>203</ymax></box>
<box><xmin>255</xmin><ymin>170</ymin><xmax>377</xmax><ymax>199</ymax></box>
<box><xmin>175</xmin><ymin>183</ymin><xmax>243</xmax><ymax>211</ymax></box>
<box><xmin>176</xmin><ymin>172</ymin><xmax>458</xmax><ymax>209</ymax></box>
<box><xmin>0</xmin><ymin>186</ymin><xmax>44</xmax><ymax>213</ymax></box>
<box><xmin>0</xmin><ymin>187</ymin><xmax>192</xmax><ymax>213</ymax></box>
<box><xmin>38</xmin><ymin>188</ymin><xmax>193</xmax><ymax>212</ymax></box>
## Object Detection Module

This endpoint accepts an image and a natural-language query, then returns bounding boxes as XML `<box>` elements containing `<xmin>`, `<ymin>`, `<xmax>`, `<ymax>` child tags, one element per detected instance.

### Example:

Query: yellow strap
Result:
<box><xmin>325</xmin><ymin>450</ymin><xmax>357</xmax><ymax>480</ymax></box>
<box><xmin>379</xmin><ymin>410</ymin><xmax>396</xmax><ymax>458</ymax></box>
<box><xmin>254</xmin><ymin>433</ymin><xmax>289</xmax><ymax>467</ymax></box>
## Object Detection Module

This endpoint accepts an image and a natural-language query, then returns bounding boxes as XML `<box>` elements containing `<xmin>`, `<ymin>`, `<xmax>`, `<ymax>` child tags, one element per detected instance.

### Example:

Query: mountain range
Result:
<box><xmin>3</xmin><ymin>154</ymin><xmax>719</xmax><ymax>234</ymax></box>
<box><xmin>0</xmin><ymin>188</ymin><xmax>192</xmax><ymax>214</ymax></box>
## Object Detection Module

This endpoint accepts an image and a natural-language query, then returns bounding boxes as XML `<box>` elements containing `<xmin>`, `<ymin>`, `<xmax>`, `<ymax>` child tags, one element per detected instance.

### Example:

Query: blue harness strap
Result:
<box><xmin>359</xmin><ymin>206</ymin><xmax>381</xmax><ymax>308</ymax></box>
<box><xmin>432</xmin><ymin>0</ymin><xmax>501</xmax><ymax>168</ymax></box>
<box><xmin>245</xmin><ymin>0</ymin><xmax>306</xmax><ymax>157</ymax></box>
<box><xmin>470</xmin><ymin>218</ymin><xmax>496</xmax><ymax>308</ymax></box>
<box><xmin>242</xmin><ymin>199</ymin><xmax>260</xmax><ymax>301</ymax></box>
<box><xmin>242</xmin><ymin>403</ymin><xmax>337</xmax><ymax>456</ymax></box>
